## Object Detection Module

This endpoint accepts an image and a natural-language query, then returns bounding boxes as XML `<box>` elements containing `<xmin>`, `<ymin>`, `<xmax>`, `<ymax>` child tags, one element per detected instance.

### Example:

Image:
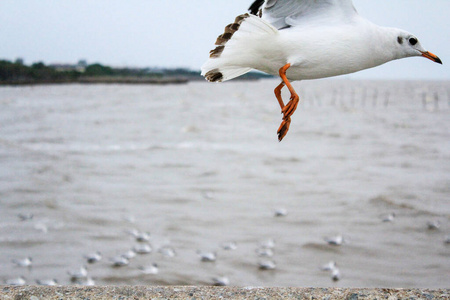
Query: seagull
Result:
<box><xmin>122</xmin><ymin>249</ymin><xmax>137</xmax><ymax>259</ymax></box>
<box><xmin>324</xmin><ymin>234</ymin><xmax>345</xmax><ymax>246</ymax></box>
<box><xmin>158</xmin><ymin>246</ymin><xmax>176</xmax><ymax>258</ymax></box>
<box><xmin>68</xmin><ymin>266</ymin><xmax>88</xmax><ymax>281</ymax></box>
<box><xmin>133</xmin><ymin>243</ymin><xmax>152</xmax><ymax>254</ymax></box>
<box><xmin>212</xmin><ymin>275</ymin><xmax>230</xmax><ymax>286</ymax></box>
<box><xmin>110</xmin><ymin>255</ymin><xmax>130</xmax><ymax>267</ymax></box>
<box><xmin>5</xmin><ymin>276</ymin><xmax>26</xmax><ymax>286</ymax></box>
<box><xmin>256</xmin><ymin>247</ymin><xmax>274</xmax><ymax>257</ymax></box>
<box><xmin>36</xmin><ymin>279</ymin><xmax>58</xmax><ymax>286</ymax></box>
<box><xmin>445</xmin><ymin>235</ymin><xmax>450</xmax><ymax>244</ymax></box>
<box><xmin>138</xmin><ymin>263</ymin><xmax>159</xmax><ymax>275</ymax></box>
<box><xmin>382</xmin><ymin>212</ymin><xmax>396</xmax><ymax>223</ymax></box>
<box><xmin>197</xmin><ymin>250</ymin><xmax>217</xmax><ymax>262</ymax></box>
<box><xmin>274</xmin><ymin>208</ymin><xmax>288</xmax><ymax>217</ymax></box>
<box><xmin>128</xmin><ymin>229</ymin><xmax>150</xmax><ymax>242</ymax></box>
<box><xmin>201</xmin><ymin>0</ymin><xmax>442</xmax><ymax>141</ymax></box>
<box><xmin>426</xmin><ymin>220</ymin><xmax>441</xmax><ymax>230</ymax></box>
<box><xmin>17</xmin><ymin>213</ymin><xmax>34</xmax><ymax>221</ymax></box>
<box><xmin>221</xmin><ymin>241</ymin><xmax>238</xmax><ymax>250</ymax></box>
<box><xmin>12</xmin><ymin>257</ymin><xmax>32</xmax><ymax>268</ymax></box>
<box><xmin>331</xmin><ymin>267</ymin><xmax>341</xmax><ymax>281</ymax></box>
<box><xmin>320</xmin><ymin>260</ymin><xmax>337</xmax><ymax>271</ymax></box>
<box><xmin>258</xmin><ymin>259</ymin><xmax>277</xmax><ymax>270</ymax></box>
<box><xmin>83</xmin><ymin>277</ymin><xmax>96</xmax><ymax>286</ymax></box>
<box><xmin>259</xmin><ymin>238</ymin><xmax>275</xmax><ymax>249</ymax></box>
<box><xmin>84</xmin><ymin>251</ymin><xmax>102</xmax><ymax>264</ymax></box>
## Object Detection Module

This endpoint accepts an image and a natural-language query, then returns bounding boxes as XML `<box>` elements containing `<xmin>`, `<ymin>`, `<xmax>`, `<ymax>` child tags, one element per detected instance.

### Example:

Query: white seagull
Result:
<box><xmin>201</xmin><ymin>0</ymin><xmax>442</xmax><ymax>141</ymax></box>
<box><xmin>12</xmin><ymin>257</ymin><xmax>32</xmax><ymax>268</ymax></box>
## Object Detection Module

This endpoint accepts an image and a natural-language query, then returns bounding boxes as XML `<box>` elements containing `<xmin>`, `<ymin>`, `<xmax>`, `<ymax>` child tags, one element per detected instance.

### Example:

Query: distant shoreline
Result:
<box><xmin>0</xmin><ymin>59</ymin><xmax>272</xmax><ymax>86</ymax></box>
<box><xmin>0</xmin><ymin>77</ymin><xmax>190</xmax><ymax>86</ymax></box>
<box><xmin>0</xmin><ymin>76</ymin><xmax>268</xmax><ymax>86</ymax></box>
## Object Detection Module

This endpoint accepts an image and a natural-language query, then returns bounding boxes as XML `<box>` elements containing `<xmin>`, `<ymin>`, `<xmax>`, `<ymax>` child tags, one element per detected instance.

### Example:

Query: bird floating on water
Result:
<box><xmin>324</xmin><ymin>234</ymin><xmax>345</xmax><ymax>246</ymax></box>
<box><xmin>5</xmin><ymin>276</ymin><xmax>26</xmax><ymax>286</ymax></box>
<box><xmin>36</xmin><ymin>278</ymin><xmax>58</xmax><ymax>286</ymax></box>
<box><xmin>258</xmin><ymin>259</ymin><xmax>277</xmax><ymax>270</ymax></box>
<box><xmin>68</xmin><ymin>266</ymin><xmax>88</xmax><ymax>281</ymax></box>
<box><xmin>12</xmin><ymin>257</ymin><xmax>32</xmax><ymax>268</ymax></box>
<box><xmin>84</xmin><ymin>251</ymin><xmax>102</xmax><ymax>264</ymax></box>
<box><xmin>110</xmin><ymin>255</ymin><xmax>130</xmax><ymax>267</ymax></box>
<box><xmin>197</xmin><ymin>250</ymin><xmax>217</xmax><ymax>262</ymax></box>
<box><xmin>133</xmin><ymin>243</ymin><xmax>153</xmax><ymax>254</ymax></box>
<box><xmin>201</xmin><ymin>0</ymin><xmax>442</xmax><ymax>141</ymax></box>
<box><xmin>320</xmin><ymin>260</ymin><xmax>337</xmax><ymax>271</ymax></box>
<box><xmin>382</xmin><ymin>212</ymin><xmax>396</xmax><ymax>223</ymax></box>
<box><xmin>138</xmin><ymin>263</ymin><xmax>159</xmax><ymax>275</ymax></box>
<box><xmin>426</xmin><ymin>220</ymin><xmax>441</xmax><ymax>230</ymax></box>
<box><xmin>212</xmin><ymin>275</ymin><xmax>230</xmax><ymax>286</ymax></box>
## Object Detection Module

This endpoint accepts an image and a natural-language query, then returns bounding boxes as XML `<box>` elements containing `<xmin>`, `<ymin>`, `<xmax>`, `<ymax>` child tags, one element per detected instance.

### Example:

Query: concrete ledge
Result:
<box><xmin>1</xmin><ymin>286</ymin><xmax>449</xmax><ymax>299</ymax></box>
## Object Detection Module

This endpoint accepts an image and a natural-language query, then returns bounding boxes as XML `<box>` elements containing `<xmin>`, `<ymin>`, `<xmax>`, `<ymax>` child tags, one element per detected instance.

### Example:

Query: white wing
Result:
<box><xmin>249</xmin><ymin>0</ymin><xmax>358</xmax><ymax>29</ymax></box>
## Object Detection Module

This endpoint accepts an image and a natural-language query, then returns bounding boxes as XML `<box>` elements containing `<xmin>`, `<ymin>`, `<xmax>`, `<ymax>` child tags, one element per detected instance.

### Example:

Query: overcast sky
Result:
<box><xmin>1</xmin><ymin>1</ymin><xmax>448</xmax><ymax>79</ymax></box>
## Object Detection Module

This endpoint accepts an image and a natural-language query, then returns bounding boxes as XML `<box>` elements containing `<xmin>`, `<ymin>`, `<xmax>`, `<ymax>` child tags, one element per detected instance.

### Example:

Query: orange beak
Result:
<box><xmin>421</xmin><ymin>51</ymin><xmax>442</xmax><ymax>64</ymax></box>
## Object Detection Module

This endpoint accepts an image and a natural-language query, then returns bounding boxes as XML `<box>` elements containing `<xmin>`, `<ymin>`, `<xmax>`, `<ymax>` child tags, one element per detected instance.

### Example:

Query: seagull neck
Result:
<box><xmin>371</xmin><ymin>25</ymin><xmax>404</xmax><ymax>61</ymax></box>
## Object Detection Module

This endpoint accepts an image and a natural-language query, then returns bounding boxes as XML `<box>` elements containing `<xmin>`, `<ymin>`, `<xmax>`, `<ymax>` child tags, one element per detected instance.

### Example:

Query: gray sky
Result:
<box><xmin>1</xmin><ymin>1</ymin><xmax>448</xmax><ymax>79</ymax></box>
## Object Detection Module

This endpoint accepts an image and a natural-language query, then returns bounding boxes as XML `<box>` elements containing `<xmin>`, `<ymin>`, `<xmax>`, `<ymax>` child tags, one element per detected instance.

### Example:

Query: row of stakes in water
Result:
<box><xmin>293</xmin><ymin>86</ymin><xmax>449</xmax><ymax>110</ymax></box>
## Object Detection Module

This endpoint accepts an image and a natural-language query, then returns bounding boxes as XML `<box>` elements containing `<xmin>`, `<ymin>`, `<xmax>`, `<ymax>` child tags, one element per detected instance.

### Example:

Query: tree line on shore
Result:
<box><xmin>0</xmin><ymin>60</ymin><xmax>271</xmax><ymax>85</ymax></box>
<box><xmin>0</xmin><ymin>59</ymin><xmax>203</xmax><ymax>84</ymax></box>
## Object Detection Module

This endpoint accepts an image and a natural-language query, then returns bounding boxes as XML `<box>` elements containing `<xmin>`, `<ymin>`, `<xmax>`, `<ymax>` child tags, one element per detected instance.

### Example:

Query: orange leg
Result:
<box><xmin>274</xmin><ymin>82</ymin><xmax>285</xmax><ymax>109</ymax></box>
<box><xmin>275</xmin><ymin>63</ymin><xmax>300</xmax><ymax>141</ymax></box>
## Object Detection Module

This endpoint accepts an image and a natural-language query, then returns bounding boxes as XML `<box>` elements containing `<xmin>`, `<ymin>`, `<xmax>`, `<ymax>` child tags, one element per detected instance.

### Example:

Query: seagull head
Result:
<box><xmin>395</xmin><ymin>31</ymin><xmax>442</xmax><ymax>64</ymax></box>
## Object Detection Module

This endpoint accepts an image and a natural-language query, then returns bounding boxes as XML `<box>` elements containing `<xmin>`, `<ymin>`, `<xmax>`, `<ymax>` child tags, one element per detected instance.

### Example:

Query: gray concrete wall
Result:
<box><xmin>1</xmin><ymin>286</ymin><xmax>449</xmax><ymax>299</ymax></box>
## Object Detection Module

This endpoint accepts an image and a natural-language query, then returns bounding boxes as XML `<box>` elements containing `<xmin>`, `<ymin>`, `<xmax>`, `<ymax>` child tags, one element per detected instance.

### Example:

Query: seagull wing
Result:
<box><xmin>249</xmin><ymin>0</ymin><xmax>358</xmax><ymax>29</ymax></box>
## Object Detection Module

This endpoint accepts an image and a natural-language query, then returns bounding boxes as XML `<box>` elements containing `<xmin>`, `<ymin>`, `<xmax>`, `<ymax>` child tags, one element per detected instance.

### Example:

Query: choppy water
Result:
<box><xmin>0</xmin><ymin>79</ymin><xmax>449</xmax><ymax>287</ymax></box>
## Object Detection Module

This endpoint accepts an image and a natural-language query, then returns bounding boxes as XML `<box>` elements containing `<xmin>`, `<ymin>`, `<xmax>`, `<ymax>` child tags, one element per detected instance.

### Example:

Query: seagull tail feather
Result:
<box><xmin>201</xmin><ymin>13</ymin><xmax>278</xmax><ymax>82</ymax></box>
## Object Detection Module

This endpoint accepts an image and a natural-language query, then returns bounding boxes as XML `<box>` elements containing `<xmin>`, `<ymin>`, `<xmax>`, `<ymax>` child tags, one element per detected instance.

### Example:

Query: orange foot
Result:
<box><xmin>277</xmin><ymin>117</ymin><xmax>291</xmax><ymax>141</ymax></box>
<box><xmin>281</xmin><ymin>97</ymin><xmax>299</xmax><ymax>120</ymax></box>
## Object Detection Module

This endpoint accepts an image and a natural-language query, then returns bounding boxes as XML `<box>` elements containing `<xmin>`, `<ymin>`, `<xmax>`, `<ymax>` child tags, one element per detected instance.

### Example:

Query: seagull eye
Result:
<box><xmin>409</xmin><ymin>37</ymin><xmax>417</xmax><ymax>45</ymax></box>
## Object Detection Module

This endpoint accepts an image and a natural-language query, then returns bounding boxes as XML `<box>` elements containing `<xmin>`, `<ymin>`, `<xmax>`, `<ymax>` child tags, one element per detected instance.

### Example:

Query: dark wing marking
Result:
<box><xmin>248</xmin><ymin>0</ymin><xmax>265</xmax><ymax>15</ymax></box>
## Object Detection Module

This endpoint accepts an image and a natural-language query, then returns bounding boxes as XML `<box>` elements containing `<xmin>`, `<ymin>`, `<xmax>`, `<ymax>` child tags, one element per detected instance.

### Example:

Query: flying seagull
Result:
<box><xmin>201</xmin><ymin>0</ymin><xmax>442</xmax><ymax>141</ymax></box>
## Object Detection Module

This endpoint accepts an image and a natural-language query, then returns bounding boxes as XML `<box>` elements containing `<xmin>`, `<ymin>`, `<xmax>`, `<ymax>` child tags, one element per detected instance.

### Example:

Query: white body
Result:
<box><xmin>201</xmin><ymin>1</ymin><xmax>437</xmax><ymax>82</ymax></box>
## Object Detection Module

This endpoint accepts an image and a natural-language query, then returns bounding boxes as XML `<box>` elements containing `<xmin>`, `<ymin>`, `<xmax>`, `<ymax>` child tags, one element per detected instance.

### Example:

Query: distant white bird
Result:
<box><xmin>12</xmin><ymin>257</ymin><xmax>32</xmax><ymax>268</ymax></box>
<box><xmin>258</xmin><ymin>260</ymin><xmax>276</xmax><ymax>270</ymax></box>
<box><xmin>84</xmin><ymin>277</ymin><xmax>96</xmax><ymax>286</ymax></box>
<box><xmin>68</xmin><ymin>266</ymin><xmax>88</xmax><ymax>281</ymax></box>
<box><xmin>34</xmin><ymin>222</ymin><xmax>48</xmax><ymax>233</ymax></box>
<box><xmin>382</xmin><ymin>212</ymin><xmax>396</xmax><ymax>223</ymax></box>
<box><xmin>221</xmin><ymin>241</ymin><xmax>237</xmax><ymax>250</ymax></box>
<box><xmin>259</xmin><ymin>238</ymin><xmax>275</xmax><ymax>249</ymax></box>
<box><xmin>426</xmin><ymin>220</ymin><xmax>441</xmax><ymax>230</ymax></box>
<box><xmin>133</xmin><ymin>243</ymin><xmax>152</xmax><ymax>254</ymax></box>
<box><xmin>201</xmin><ymin>0</ymin><xmax>442</xmax><ymax>141</ymax></box>
<box><xmin>274</xmin><ymin>208</ymin><xmax>288</xmax><ymax>217</ymax></box>
<box><xmin>324</xmin><ymin>234</ymin><xmax>345</xmax><ymax>246</ymax></box>
<box><xmin>212</xmin><ymin>275</ymin><xmax>230</xmax><ymax>286</ymax></box>
<box><xmin>320</xmin><ymin>261</ymin><xmax>337</xmax><ymax>271</ymax></box>
<box><xmin>256</xmin><ymin>247</ymin><xmax>274</xmax><ymax>258</ymax></box>
<box><xmin>110</xmin><ymin>255</ymin><xmax>130</xmax><ymax>267</ymax></box>
<box><xmin>17</xmin><ymin>213</ymin><xmax>34</xmax><ymax>221</ymax></box>
<box><xmin>138</xmin><ymin>263</ymin><xmax>159</xmax><ymax>275</ymax></box>
<box><xmin>84</xmin><ymin>251</ymin><xmax>102</xmax><ymax>264</ymax></box>
<box><xmin>5</xmin><ymin>276</ymin><xmax>26</xmax><ymax>286</ymax></box>
<box><xmin>122</xmin><ymin>249</ymin><xmax>137</xmax><ymax>259</ymax></box>
<box><xmin>331</xmin><ymin>267</ymin><xmax>341</xmax><ymax>281</ymax></box>
<box><xmin>36</xmin><ymin>278</ymin><xmax>58</xmax><ymax>286</ymax></box>
<box><xmin>197</xmin><ymin>250</ymin><xmax>217</xmax><ymax>262</ymax></box>
<box><xmin>128</xmin><ymin>229</ymin><xmax>150</xmax><ymax>242</ymax></box>
<box><xmin>158</xmin><ymin>246</ymin><xmax>176</xmax><ymax>258</ymax></box>
<box><xmin>444</xmin><ymin>236</ymin><xmax>450</xmax><ymax>244</ymax></box>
